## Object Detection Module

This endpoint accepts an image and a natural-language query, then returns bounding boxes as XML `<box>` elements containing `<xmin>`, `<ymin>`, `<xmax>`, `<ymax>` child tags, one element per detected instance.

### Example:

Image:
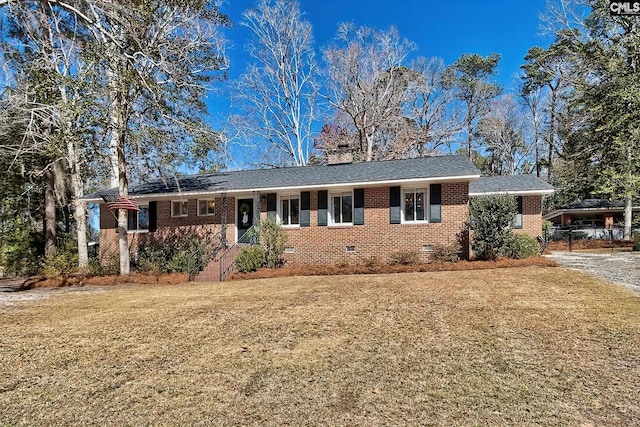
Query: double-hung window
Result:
<box><xmin>172</xmin><ymin>200</ymin><xmax>188</xmax><ymax>217</ymax></box>
<box><xmin>128</xmin><ymin>205</ymin><xmax>149</xmax><ymax>231</ymax></box>
<box><xmin>198</xmin><ymin>199</ymin><xmax>215</xmax><ymax>216</ymax></box>
<box><xmin>403</xmin><ymin>189</ymin><xmax>427</xmax><ymax>222</ymax></box>
<box><xmin>331</xmin><ymin>192</ymin><xmax>353</xmax><ymax>225</ymax></box>
<box><xmin>280</xmin><ymin>195</ymin><xmax>300</xmax><ymax>226</ymax></box>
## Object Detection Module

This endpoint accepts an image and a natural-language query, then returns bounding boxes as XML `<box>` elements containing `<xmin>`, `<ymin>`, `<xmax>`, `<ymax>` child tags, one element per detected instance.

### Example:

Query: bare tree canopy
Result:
<box><xmin>233</xmin><ymin>0</ymin><xmax>319</xmax><ymax>167</ymax></box>
<box><xmin>323</xmin><ymin>23</ymin><xmax>416</xmax><ymax>162</ymax></box>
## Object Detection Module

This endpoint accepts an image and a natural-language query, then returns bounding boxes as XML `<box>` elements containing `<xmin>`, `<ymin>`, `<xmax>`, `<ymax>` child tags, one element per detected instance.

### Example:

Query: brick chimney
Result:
<box><xmin>327</xmin><ymin>143</ymin><xmax>353</xmax><ymax>165</ymax></box>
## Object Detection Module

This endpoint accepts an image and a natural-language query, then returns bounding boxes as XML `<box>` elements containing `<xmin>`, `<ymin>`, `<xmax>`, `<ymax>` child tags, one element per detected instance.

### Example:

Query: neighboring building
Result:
<box><xmin>544</xmin><ymin>199</ymin><xmax>640</xmax><ymax>240</ymax></box>
<box><xmin>84</xmin><ymin>156</ymin><xmax>553</xmax><ymax>278</ymax></box>
<box><xmin>544</xmin><ymin>199</ymin><xmax>640</xmax><ymax>228</ymax></box>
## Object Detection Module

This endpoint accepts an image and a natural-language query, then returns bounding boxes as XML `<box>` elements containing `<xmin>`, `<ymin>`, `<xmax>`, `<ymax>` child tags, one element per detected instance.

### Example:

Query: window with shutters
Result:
<box><xmin>513</xmin><ymin>196</ymin><xmax>523</xmax><ymax>229</ymax></box>
<box><xmin>197</xmin><ymin>199</ymin><xmax>215</xmax><ymax>216</ymax></box>
<box><xmin>171</xmin><ymin>200</ymin><xmax>188</xmax><ymax>217</ymax></box>
<box><xmin>330</xmin><ymin>192</ymin><xmax>353</xmax><ymax>225</ymax></box>
<box><xmin>128</xmin><ymin>205</ymin><xmax>149</xmax><ymax>231</ymax></box>
<box><xmin>279</xmin><ymin>194</ymin><xmax>300</xmax><ymax>226</ymax></box>
<box><xmin>402</xmin><ymin>189</ymin><xmax>427</xmax><ymax>223</ymax></box>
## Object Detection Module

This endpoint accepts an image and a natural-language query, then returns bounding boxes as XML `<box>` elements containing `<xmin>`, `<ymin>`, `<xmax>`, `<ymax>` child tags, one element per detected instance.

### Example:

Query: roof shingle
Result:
<box><xmin>469</xmin><ymin>175</ymin><xmax>554</xmax><ymax>195</ymax></box>
<box><xmin>85</xmin><ymin>155</ymin><xmax>481</xmax><ymax>200</ymax></box>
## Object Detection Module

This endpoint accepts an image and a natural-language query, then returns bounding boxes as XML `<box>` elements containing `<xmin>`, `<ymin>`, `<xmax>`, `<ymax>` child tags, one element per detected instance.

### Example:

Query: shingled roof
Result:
<box><xmin>469</xmin><ymin>175</ymin><xmax>554</xmax><ymax>196</ymax></box>
<box><xmin>84</xmin><ymin>155</ymin><xmax>481</xmax><ymax>202</ymax></box>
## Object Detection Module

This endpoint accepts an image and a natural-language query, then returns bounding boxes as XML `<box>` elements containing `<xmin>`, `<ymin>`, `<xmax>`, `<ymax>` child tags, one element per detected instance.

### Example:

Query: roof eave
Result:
<box><xmin>469</xmin><ymin>189</ymin><xmax>555</xmax><ymax>197</ymax></box>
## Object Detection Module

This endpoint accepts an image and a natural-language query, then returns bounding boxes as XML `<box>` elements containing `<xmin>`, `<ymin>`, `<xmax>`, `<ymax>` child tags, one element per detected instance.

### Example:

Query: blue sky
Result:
<box><xmin>209</xmin><ymin>0</ymin><xmax>554</xmax><ymax>165</ymax></box>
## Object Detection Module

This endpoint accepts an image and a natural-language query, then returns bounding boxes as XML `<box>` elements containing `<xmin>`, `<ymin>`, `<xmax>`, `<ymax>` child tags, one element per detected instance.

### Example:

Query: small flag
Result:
<box><xmin>102</xmin><ymin>194</ymin><xmax>140</xmax><ymax>212</ymax></box>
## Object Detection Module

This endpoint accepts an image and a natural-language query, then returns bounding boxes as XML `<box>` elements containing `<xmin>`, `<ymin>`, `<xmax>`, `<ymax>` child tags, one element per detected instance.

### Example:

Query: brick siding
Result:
<box><xmin>280</xmin><ymin>184</ymin><xmax>469</xmax><ymax>266</ymax></box>
<box><xmin>98</xmin><ymin>197</ymin><xmax>235</xmax><ymax>265</ymax></box>
<box><xmin>98</xmin><ymin>185</ymin><xmax>544</xmax><ymax>268</ymax></box>
<box><xmin>514</xmin><ymin>195</ymin><xmax>543</xmax><ymax>238</ymax></box>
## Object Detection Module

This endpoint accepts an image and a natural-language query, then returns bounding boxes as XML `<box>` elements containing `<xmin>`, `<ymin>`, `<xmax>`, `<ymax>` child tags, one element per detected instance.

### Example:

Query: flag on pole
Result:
<box><xmin>102</xmin><ymin>194</ymin><xmax>140</xmax><ymax>212</ymax></box>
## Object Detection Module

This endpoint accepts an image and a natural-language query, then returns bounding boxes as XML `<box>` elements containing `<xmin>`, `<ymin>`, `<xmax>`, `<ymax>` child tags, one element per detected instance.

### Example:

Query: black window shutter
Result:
<box><xmin>148</xmin><ymin>201</ymin><xmax>158</xmax><ymax>232</ymax></box>
<box><xmin>300</xmin><ymin>191</ymin><xmax>310</xmax><ymax>227</ymax></box>
<box><xmin>317</xmin><ymin>190</ymin><xmax>328</xmax><ymax>226</ymax></box>
<box><xmin>267</xmin><ymin>193</ymin><xmax>277</xmax><ymax>219</ymax></box>
<box><xmin>389</xmin><ymin>186</ymin><xmax>401</xmax><ymax>224</ymax></box>
<box><xmin>429</xmin><ymin>184</ymin><xmax>442</xmax><ymax>223</ymax></box>
<box><xmin>517</xmin><ymin>196</ymin><xmax>523</xmax><ymax>214</ymax></box>
<box><xmin>353</xmin><ymin>188</ymin><xmax>365</xmax><ymax>225</ymax></box>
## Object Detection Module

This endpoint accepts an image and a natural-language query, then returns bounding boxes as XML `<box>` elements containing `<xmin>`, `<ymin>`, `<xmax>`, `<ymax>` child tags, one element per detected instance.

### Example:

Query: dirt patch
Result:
<box><xmin>22</xmin><ymin>272</ymin><xmax>189</xmax><ymax>288</ymax></box>
<box><xmin>231</xmin><ymin>256</ymin><xmax>557</xmax><ymax>281</ymax></box>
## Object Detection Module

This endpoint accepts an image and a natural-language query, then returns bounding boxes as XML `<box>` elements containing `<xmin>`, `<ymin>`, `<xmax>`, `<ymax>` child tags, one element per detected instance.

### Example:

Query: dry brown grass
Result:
<box><xmin>1</xmin><ymin>267</ymin><xmax>639</xmax><ymax>426</ymax></box>
<box><xmin>231</xmin><ymin>256</ymin><xmax>557</xmax><ymax>281</ymax></box>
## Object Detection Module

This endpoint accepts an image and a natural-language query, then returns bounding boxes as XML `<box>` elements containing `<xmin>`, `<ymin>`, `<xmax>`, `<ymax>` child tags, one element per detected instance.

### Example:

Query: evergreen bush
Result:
<box><xmin>234</xmin><ymin>246</ymin><xmax>266</xmax><ymax>273</ymax></box>
<box><xmin>470</xmin><ymin>194</ymin><xmax>518</xmax><ymax>261</ymax></box>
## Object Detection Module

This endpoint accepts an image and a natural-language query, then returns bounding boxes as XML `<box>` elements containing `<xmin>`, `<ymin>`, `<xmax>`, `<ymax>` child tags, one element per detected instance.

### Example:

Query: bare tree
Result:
<box><xmin>476</xmin><ymin>95</ymin><xmax>531</xmax><ymax>176</ymax></box>
<box><xmin>404</xmin><ymin>57</ymin><xmax>461</xmax><ymax>157</ymax></box>
<box><xmin>519</xmin><ymin>82</ymin><xmax>545</xmax><ymax>177</ymax></box>
<box><xmin>234</xmin><ymin>0</ymin><xmax>319</xmax><ymax>167</ymax></box>
<box><xmin>323</xmin><ymin>23</ymin><xmax>416</xmax><ymax>162</ymax></box>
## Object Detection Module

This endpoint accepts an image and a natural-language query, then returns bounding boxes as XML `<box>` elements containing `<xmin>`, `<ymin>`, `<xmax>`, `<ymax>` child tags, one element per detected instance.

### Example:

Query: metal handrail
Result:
<box><xmin>218</xmin><ymin>226</ymin><xmax>259</xmax><ymax>281</ymax></box>
<box><xmin>237</xmin><ymin>225</ymin><xmax>259</xmax><ymax>245</ymax></box>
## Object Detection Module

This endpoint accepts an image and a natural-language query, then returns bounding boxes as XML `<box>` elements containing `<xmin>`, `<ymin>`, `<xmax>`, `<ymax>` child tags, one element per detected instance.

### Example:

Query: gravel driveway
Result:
<box><xmin>546</xmin><ymin>251</ymin><xmax>640</xmax><ymax>292</ymax></box>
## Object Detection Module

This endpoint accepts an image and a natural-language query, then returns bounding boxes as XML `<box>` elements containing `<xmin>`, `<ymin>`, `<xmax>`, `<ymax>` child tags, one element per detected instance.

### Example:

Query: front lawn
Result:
<box><xmin>1</xmin><ymin>267</ymin><xmax>639</xmax><ymax>425</ymax></box>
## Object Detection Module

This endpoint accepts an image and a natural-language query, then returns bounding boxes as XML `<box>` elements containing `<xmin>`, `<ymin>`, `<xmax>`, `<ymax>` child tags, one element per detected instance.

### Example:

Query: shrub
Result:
<box><xmin>257</xmin><ymin>218</ymin><xmax>287</xmax><ymax>269</ymax></box>
<box><xmin>389</xmin><ymin>250</ymin><xmax>420</xmax><ymax>265</ymax></box>
<box><xmin>42</xmin><ymin>248</ymin><xmax>79</xmax><ymax>279</ymax></box>
<box><xmin>363</xmin><ymin>256</ymin><xmax>382</xmax><ymax>268</ymax></box>
<box><xmin>235</xmin><ymin>246</ymin><xmax>265</xmax><ymax>273</ymax></box>
<box><xmin>137</xmin><ymin>232</ymin><xmax>210</xmax><ymax>276</ymax></box>
<box><xmin>432</xmin><ymin>243</ymin><xmax>461</xmax><ymax>263</ymax></box>
<box><xmin>542</xmin><ymin>220</ymin><xmax>554</xmax><ymax>241</ymax></box>
<box><xmin>508</xmin><ymin>234</ymin><xmax>540</xmax><ymax>259</ymax></box>
<box><xmin>470</xmin><ymin>194</ymin><xmax>518</xmax><ymax>261</ymax></box>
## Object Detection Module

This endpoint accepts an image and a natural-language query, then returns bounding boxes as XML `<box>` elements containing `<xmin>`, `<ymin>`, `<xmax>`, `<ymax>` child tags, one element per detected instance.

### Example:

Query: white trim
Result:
<box><xmin>171</xmin><ymin>200</ymin><xmax>188</xmax><ymax>217</ymax></box>
<box><xmin>83</xmin><ymin>174</ymin><xmax>481</xmax><ymax>203</ymax></box>
<box><xmin>278</xmin><ymin>193</ymin><xmax>301</xmax><ymax>227</ymax></box>
<box><xmin>197</xmin><ymin>199</ymin><xmax>216</xmax><ymax>216</ymax></box>
<box><xmin>469</xmin><ymin>189</ymin><xmax>555</xmax><ymax>197</ymax></box>
<box><xmin>329</xmin><ymin>190</ymin><xmax>354</xmax><ymax>226</ymax></box>
<box><xmin>401</xmin><ymin>187</ymin><xmax>428</xmax><ymax>224</ymax></box>
<box><xmin>128</xmin><ymin>204</ymin><xmax>149</xmax><ymax>231</ymax></box>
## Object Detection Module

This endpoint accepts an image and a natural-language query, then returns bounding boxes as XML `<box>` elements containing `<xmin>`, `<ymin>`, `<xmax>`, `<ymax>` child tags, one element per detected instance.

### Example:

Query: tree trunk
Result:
<box><xmin>548</xmin><ymin>88</ymin><xmax>556</xmax><ymax>179</ymax></box>
<box><xmin>70</xmin><ymin>164</ymin><xmax>88</xmax><ymax>269</ymax></box>
<box><xmin>44</xmin><ymin>169</ymin><xmax>56</xmax><ymax>256</ymax></box>
<box><xmin>624</xmin><ymin>196</ymin><xmax>633</xmax><ymax>241</ymax></box>
<box><xmin>107</xmin><ymin>53</ymin><xmax>131</xmax><ymax>275</ymax></box>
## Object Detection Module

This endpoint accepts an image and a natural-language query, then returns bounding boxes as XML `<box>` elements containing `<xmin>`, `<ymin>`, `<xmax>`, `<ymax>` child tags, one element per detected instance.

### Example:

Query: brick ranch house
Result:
<box><xmin>85</xmin><ymin>155</ymin><xmax>553</xmax><ymax>279</ymax></box>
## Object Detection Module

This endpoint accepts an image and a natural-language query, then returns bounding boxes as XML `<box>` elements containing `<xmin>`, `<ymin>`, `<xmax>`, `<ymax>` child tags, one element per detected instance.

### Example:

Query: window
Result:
<box><xmin>331</xmin><ymin>192</ymin><xmax>353</xmax><ymax>224</ymax></box>
<box><xmin>198</xmin><ymin>199</ymin><xmax>215</xmax><ymax>216</ymax></box>
<box><xmin>403</xmin><ymin>189</ymin><xmax>427</xmax><ymax>222</ymax></box>
<box><xmin>513</xmin><ymin>196</ymin><xmax>523</xmax><ymax>229</ymax></box>
<box><xmin>128</xmin><ymin>205</ymin><xmax>149</xmax><ymax>231</ymax></box>
<box><xmin>172</xmin><ymin>200</ymin><xmax>188</xmax><ymax>217</ymax></box>
<box><xmin>280</xmin><ymin>195</ymin><xmax>300</xmax><ymax>226</ymax></box>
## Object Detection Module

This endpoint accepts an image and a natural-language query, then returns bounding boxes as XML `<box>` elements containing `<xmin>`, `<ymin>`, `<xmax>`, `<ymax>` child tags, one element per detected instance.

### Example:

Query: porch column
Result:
<box><xmin>252</xmin><ymin>191</ymin><xmax>261</xmax><ymax>227</ymax></box>
<box><xmin>221</xmin><ymin>192</ymin><xmax>228</xmax><ymax>248</ymax></box>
